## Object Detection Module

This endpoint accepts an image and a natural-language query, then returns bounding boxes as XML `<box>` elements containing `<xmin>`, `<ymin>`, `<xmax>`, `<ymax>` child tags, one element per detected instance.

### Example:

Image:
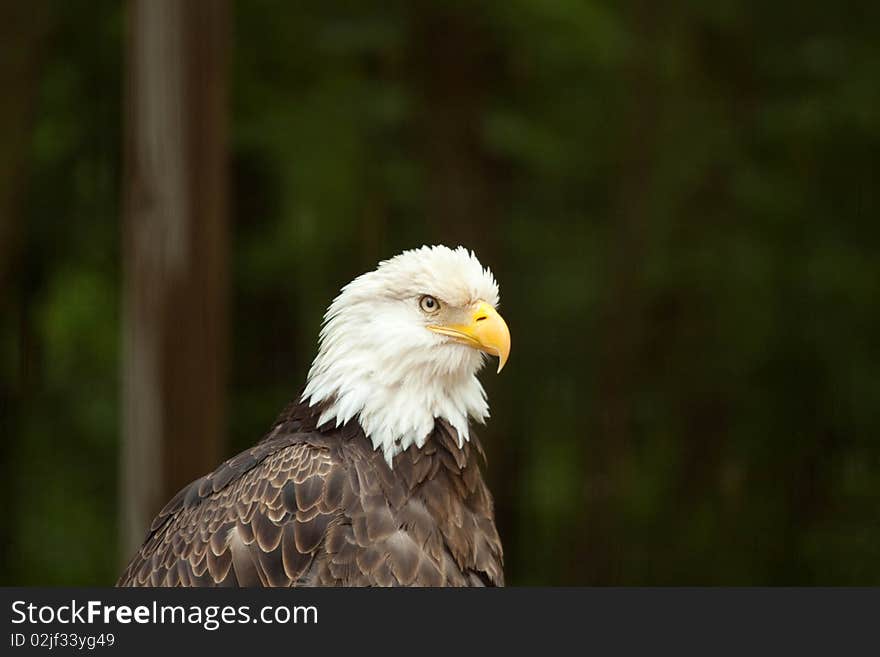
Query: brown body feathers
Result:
<box><xmin>117</xmin><ymin>400</ymin><xmax>504</xmax><ymax>587</ymax></box>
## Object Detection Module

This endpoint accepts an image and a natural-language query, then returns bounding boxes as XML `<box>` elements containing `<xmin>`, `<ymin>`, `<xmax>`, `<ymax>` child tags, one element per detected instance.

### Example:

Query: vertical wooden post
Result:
<box><xmin>121</xmin><ymin>0</ymin><xmax>229</xmax><ymax>559</ymax></box>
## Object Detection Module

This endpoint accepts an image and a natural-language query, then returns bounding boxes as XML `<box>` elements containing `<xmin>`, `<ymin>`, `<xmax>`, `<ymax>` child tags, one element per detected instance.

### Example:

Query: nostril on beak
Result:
<box><xmin>475</xmin><ymin>315</ymin><xmax>487</xmax><ymax>322</ymax></box>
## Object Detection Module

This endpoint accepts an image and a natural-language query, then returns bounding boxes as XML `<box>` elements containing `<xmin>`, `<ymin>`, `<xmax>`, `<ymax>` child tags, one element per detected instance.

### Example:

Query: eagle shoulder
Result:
<box><xmin>118</xmin><ymin>432</ymin><xmax>343</xmax><ymax>587</ymax></box>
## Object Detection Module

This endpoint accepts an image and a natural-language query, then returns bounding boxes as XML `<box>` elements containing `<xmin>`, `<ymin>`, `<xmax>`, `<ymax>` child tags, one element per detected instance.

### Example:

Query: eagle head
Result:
<box><xmin>301</xmin><ymin>245</ymin><xmax>510</xmax><ymax>466</ymax></box>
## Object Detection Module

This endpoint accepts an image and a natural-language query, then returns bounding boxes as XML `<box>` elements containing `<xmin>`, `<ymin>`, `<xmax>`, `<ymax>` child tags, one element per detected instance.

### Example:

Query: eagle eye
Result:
<box><xmin>419</xmin><ymin>295</ymin><xmax>440</xmax><ymax>313</ymax></box>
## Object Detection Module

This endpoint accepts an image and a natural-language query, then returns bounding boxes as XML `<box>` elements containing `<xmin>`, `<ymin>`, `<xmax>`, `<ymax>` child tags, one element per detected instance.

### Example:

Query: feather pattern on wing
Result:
<box><xmin>117</xmin><ymin>400</ymin><xmax>503</xmax><ymax>587</ymax></box>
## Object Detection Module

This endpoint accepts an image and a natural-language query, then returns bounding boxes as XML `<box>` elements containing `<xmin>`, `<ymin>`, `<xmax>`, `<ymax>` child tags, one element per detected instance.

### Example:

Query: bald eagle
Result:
<box><xmin>118</xmin><ymin>245</ymin><xmax>510</xmax><ymax>587</ymax></box>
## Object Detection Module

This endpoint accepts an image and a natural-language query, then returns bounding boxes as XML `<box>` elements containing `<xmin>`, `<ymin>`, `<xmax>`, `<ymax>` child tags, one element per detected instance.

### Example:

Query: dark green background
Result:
<box><xmin>2</xmin><ymin>0</ymin><xmax>879</xmax><ymax>585</ymax></box>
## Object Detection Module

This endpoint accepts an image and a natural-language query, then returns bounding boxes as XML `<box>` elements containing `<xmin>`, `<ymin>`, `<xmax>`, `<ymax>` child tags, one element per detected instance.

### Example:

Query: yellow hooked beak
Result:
<box><xmin>428</xmin><ymin>301</ymin><xmax>511</xmax><ymax>373</ymax></box>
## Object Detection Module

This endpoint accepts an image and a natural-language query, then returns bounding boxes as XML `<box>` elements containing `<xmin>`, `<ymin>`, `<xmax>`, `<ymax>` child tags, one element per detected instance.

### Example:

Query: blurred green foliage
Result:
<box><xmin>2</xmin><ymin>0</ymin><xmax>879</xmax><ymax>584</ymax></box>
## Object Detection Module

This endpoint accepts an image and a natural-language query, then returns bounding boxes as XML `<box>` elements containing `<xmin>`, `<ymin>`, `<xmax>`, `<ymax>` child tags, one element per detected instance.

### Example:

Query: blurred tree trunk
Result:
<box><xmin>0</xmin><ymin>0</ymin><xmax>51</xmax><ymax>580</ymax></box>
<box><xmin>121</xmin><ymin>0</ymin><xmax>230</xmax><ymax>559</ymax></box>
<box><xmin>410</xmin><ymin>6</ymin><xmax>501</xmax><ymax>256</ymax></box>
<box><xmin>0</xmin><ymin>2</ymin><xmax>49</xmax><ymax>294</ymax></box>
<box><xmin>581</xmin><ymin>0</ymin><xmax>664</xmax><ymax>583</ymax></box>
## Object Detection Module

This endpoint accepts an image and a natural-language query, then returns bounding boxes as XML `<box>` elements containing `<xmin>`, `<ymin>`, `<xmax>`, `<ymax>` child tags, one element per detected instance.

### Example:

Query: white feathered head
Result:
<box><xmin>302</xmin><ymin>245</ymin><xmax>510</xmax><ymax>465</ymax></box>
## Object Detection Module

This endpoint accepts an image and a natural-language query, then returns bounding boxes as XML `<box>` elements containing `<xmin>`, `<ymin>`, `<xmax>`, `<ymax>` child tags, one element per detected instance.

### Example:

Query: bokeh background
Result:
<box><xmin>2</xmin><ymin>0</ymin><xmax>879</xmax><ymax>585</ymax></box>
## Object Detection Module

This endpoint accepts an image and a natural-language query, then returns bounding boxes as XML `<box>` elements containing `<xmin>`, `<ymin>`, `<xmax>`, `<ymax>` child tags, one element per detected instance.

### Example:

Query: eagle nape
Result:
<box><xmin>118</xmin><ymin>245</ymin><xmax>509</xmax><ymax>587</ymax></box>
